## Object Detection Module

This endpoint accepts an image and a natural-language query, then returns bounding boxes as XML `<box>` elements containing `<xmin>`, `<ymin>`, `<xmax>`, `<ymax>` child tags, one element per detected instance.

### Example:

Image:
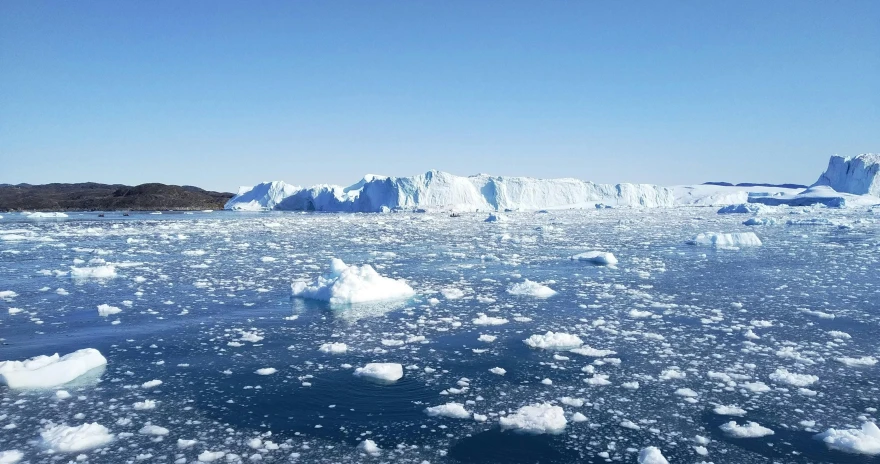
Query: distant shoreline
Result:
<box><xmin>0</xmin><ymin>182</ymin><xmax>234</xmax><ymax>212</ymax></box>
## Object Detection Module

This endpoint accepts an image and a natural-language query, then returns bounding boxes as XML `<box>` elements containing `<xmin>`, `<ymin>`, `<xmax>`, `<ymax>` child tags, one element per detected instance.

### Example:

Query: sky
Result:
<box><xmin>1</xmin><ymin>1</ymin><xmax>878</xmax><ymax>192</ymax></box>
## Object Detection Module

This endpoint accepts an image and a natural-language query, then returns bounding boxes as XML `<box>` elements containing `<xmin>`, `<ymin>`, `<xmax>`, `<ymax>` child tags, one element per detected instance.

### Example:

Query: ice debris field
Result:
<box><xmin>1</xmin><ymin>202</ymin><xmax>880</xmax><ymax>464</ymax></box>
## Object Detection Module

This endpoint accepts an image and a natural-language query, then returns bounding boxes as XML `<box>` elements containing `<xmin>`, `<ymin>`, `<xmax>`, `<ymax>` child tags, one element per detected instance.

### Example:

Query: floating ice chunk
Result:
<box><xmin>489</xmin><ymin>367</ymin><xmax>506</xmax><ymax>375</ymax></box>
<box><xmin>0</xmin><ymin>291</ymin><xmax>17</xmax><ymax>300</ymax></box>
<box><xmin>425</xmin><ymin>402</ymin><xmax>471</xmax><ymax>419</ymax></box>
<box><xmin>138</xmin><ymin>424</ymin><xmax>169</xmax><ymax>436</ymax></box>
<box><xmin>133</xmin><ymin>400</ymin><xmax>156</xmax><ymax>410</ymax></box>
<box><xmin>177</xmin><ymin>439</ymin><xmax>198</xmax><ymax>449</ymax></box>
<box><xmin>291</xmin><ymin>258</ymin><xmax>415</xmax><ymax>305</ymax></box>
<box><xmin>0</xmin><ymin>348</ymin><xmax>107</xmax><ymax>389</ymax></box>
<box><xmin>689</xmin><ymin>232</ymin><xmax>762</xmax><ymax>248</ymax></box>
<box><xmin>70</xmin><ymin>265</ymin><xmax>117</xmax><ymax>279</ymax></box>
<box><xmin>571</xmin><ymin>412</ymin><xmax>587</xmax><ymax>422</ymax></box>
<box><xmin>769</xmin><ymin>368</ymin><xmax>818</xmax><ymax>387</ymax></box>
<box><xmin>719</xmin><ymin>421</ymin><xmax>774</xmax><ymax>438</ymax></box>
<box><xmin>353</xmin><ymin>363</ymin><xmax>403</xmax><ymax>383</ymax></box>
<box><xmin>472</xmin><ymin>313</ymin><xmax>508</xmax><ymax>326</ymax></box>
<box><xmin>675</xmin><ymin>388</ymin><xmax>699</xmax><ymax>398</ymax></box>
<box><xmin>441</xmin><ymin>288</ymin><xmax>465</xmax><ymax>299</ymax></box>
<box><xmin>485</xmin><ymin>213</ymin><xmax>507</xmax><ymax>223</ymax></box>
<box><xmin>569</xmin><ymin>346</ymin><xmax>616</xmax><ymax>357</ymax></box>
<box><xmin>638</xmin><ymin>446</ymin><xmax>670</xmax><ymax>464</ymax></box>
<box><xmin>0</xmin><ymin>450</ymin><xmax>23</xmax><ymax>464</ymax></box>
<box><xmin>26</xmin><ymin>212</ymin><xmax>68</xmax><ymax>218</ymax></box>
<box><xmin>97</xmin><ymin>304</ymin><xmax>122</xmax><ymax>317</ymax></box>
<box><xmin>478</xmin><ymin>334</ymin><xmax>497</xmax><ymax>343</ymax></box>
<box><xmin>743</xmin><ymin>217</ymin><xmax>778</xmax><ymax>226</ymax></box>
<box><xmin>836</xmin><ymin>356</ymin><xmax>877</xmax><ymax>367</ymax></box>
<box><xmin>142</xmin><ymin>379</ymin><xmax>163</xmax><ymax>388</ymax></box>
<box><xmin>197</xmin><ymin>451</ymin><xmax>226</xmax><ymax>462</ymax></box>
<box><xmin>717</xmin><ymin>203</ymin><xmax>769</xmax><ymax>214</ymax></box>
<box><xmin>815</xmin><ymin>422</ymin><xmax>880</xmax><ymax>455</ymax></box>
<box><xmin>571</xmin><ymin>251</ymin><xmax>618</xmax><ymax>266</ymax></box>
<box><xmin>255</xmin><ymin>368</ymin><xmax>277</xmax><ymax>375</ymax></box>
<box><xmin>55</xmin><ymin>390</ymin><xmax>71</xmax><ymax>399</ymax></box>
<box><xmin>523</xmin><ymin>331</ymin><xmax>583</xmax><ymax>350</ymax></box>
<box><xmin>507</xmin><ymin>280</ymin><xmax>557</xmax><ymax>298</ymax></box>
<box><xmin>318</xmin><ymin>343</ymin><xmax>348</xmax><ymax>354</ymax></box>
<box><xmin>357</xmin><ymin>439</ymin><xmax>381</xmax><ymax>456</ymax></box>
<box><xmin>40</xmin><ymin>423</ymin><xmax>113</xmax><ymax>452</ymax></box>
<box><xmin>714</xmin><ymin>405</ymin><xmax>747</xmax><ymax>416</ymax></box>
<box><xmin>499</xmin><ymin>403</ymin><xmax>567</xmax><ymax>434</ymax></box>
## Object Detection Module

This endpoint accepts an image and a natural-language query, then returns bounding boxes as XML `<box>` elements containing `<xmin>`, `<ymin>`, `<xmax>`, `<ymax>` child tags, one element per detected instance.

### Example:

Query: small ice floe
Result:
<box><xmin>743</xmin><ymin>217</ymin><xmax>779</xmax><ymax>226</ymax></box>
<box><xmin>40</xmin><ymin>423</ymin><xmax>114</xmax><ymax>452</ymax></box>
<box><xmin>197</xmin><ymin>451</ymin><xmax>226</xmax><ymax>462</ymax></box>
<box><xmin>719</xmin><ymin>421</ymin><xmax>774</xmax><ymax>438</ymax></box>
<box><xmin>0</xmin><ymin>291</ymin><xmax>17</xmax><ymax>300</ymax></box>
<box><xmin>70</xmin><ymin>265</ymin><xmax>117</xmax><ymax>279</ymax></box>
<box><xmin>836</xmin><ymin>356</ymin><xmax>877</xmax><ymax>367</ymax></box>
<box><xmin>489</xmin><ymin>367</ymin><xmax>506</xmax><ymax>375</ymax></box>
<box><xmin>357</xmin><ymin>439</ymin><xmax>381</xmax><ymax>456</ymax></box>
<box><xmin>814</xmin><ymin>421</ymin><xmax>880</xmax><ymax>455</ymax></box>
<box><xmin>318</xmin><ymin>342</ymin><xmax>348</xmax><ymax>354</ymax></box>
<box><xmin>142</xmin><ymin>379</ymin><xmax>163</xmax><ymax>388</ymax></box>
<box><xmin>138</xmin><ymin>424</ymin><xmax>169</xmax><ymax>436</ymax></box>
<box><xmin>0</xmin><ymin>450</ymin><xmax>23</xmax><ymax>464</ymax></box>
<box><xmin>255</xmin><ymin>368</ymin><xmax>277</xmax><ymax>375</ymax></box>
<box><xmin>0</xmin><ymin>348</ymin><xmax>107</xmax><ymax>389</ymax></box>
<box><xmin>714</xmin><ymin>405</ymin><xmax>747</xmax><ymax>416</ymax></box>
<box><xmin>473</xmin><ymin>313</ymin><xmax>508</xmax><ymax>326</ymax></box>
<box><xmin>97</xmin><ymin>304</ymin><xmax>122</xmax><ymax>317</ymax></box>
<box><xmin>291</xmin><ymin>258</ymin><xmax>415</xmax><ymax>305</ymax></box>
<box><xmin>637</xmin><ymin>446</ymin><xmax>669</xmax><ymax>464</ymax></box>
<box><xmin>768</xmin><ymin>368</ymin><xmax>818</xmax><ymax>387</ymax></box>
<box><xmin>499</xmin><ymin>403</ymin><xmax>567</xmax><ymax>434</ymax></box>
<box><xmin>441</xmin><ymin>287</ymin><xmax>465</xmax><ymax>299</ymax></box>
<box><xmin>507</xmin><ymin>280</ymin><xmax>557</xmax><ymax>298</ymax></box>
<box><xmin>523</xmin><ymin>331</ymin><xmax>583</xmax><ymax>350</ymax></box>
<box><xmin>688</xmin><ymin>232</ymin><xmax>762</xmax><ymax>248</ymax></box>
<box><xmin>570</xmin><ymin>251</ymin><xmax>618</xmax><ymax>266</ymax></box>
<box><xmin>26</xmin><ymin>212</ymin><xmax>68</xmax><ymax>219</ymax></box>
<box><xmin>353</xmin><ymin>363</ymin><xmax>403</xmax><ymax>383</ymax></box>
<box><xmin>484</xmin><ymin>213</ymin><xmax>507</xmax><ymax>223</ymax></box>
<box><xmin>424</xmin><ymin>402</ymin><xmax>471</xmax><ymax>419</ymax></box>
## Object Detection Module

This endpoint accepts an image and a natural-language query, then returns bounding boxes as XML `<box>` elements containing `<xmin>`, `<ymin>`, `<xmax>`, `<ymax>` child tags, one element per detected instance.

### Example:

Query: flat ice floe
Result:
<box><xmin>353</xmin><ymin>363</ymin><xmax>403</xmax><ymax>383</ymax></box>
<box><xmin>498</xmin><ymin>403</ymin><xmax>567</xmax><ymax>434</ymax></box>
<box><xmin>0</xmin><ymin>348</ymin><xmax>107</xmax><ymax>389</ymax></box>
<box><xmin>40</xmin><ymin>423</ymin><xmax>114</xmax><ymax>452</ymax></box>
<box><xmin>815</xmin><ymin>421</ymin><xmax>880</xmax><ymax>455</ymax></box>
<box><xmin>719</xmin><ymin>421</ymin><xmax>775</xmax><ymax>438</ymax></box>
<box><xmin>318</xmin><ymin>342</ymin><xmax>348</xmax><ymax>354</ymax></box>
<box><xmin>70</xmin><ymin>265</ymin><xmax>117</xmax><ymax>279</ymax></box>
<box><xmin>0</xmin><ymin>450</ymin><xmax>23</xmax><ymax>464</ymax></box>
<box><xmin>506</xmin><ymin>279</ymin><xmax>557</xmax><ymax>298</ymax></box>
<box><xmin>291</xmin><ymin>258</ymin><xmax>415</xmax><ymax>305</ymax></box>
<box><xmin>523</xmin><ymin>331</ymin><xmax>583</xmax><ymax>350</ymax></box>
<box><xmin>571</xmin><ymin>251</ymin><xmax>618</xmax><ymax>265</ymax></box>
<box><xmin>637</xmin><ymin>446</ymin><xmax>669</xmax><ymax>464</ymax></box>
<box><xmin>689</xmin><ymin>232</ymin><xmax>762</xmax><ymax>247</ymax></box>
<box><xmin>768</xmin><ymin>368</ymin><xmax>818</xmax><ymax>387</ymax></box>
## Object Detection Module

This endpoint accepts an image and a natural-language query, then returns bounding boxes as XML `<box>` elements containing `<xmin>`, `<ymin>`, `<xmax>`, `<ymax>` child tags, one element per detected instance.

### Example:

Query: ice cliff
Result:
<box><xmin>813</xmin><ymin>154</ymin><xmax>880</xmax><ymax>196</ymax></box>
<box><xmin>226</xmin><ymin>170</ymin><xmax>674</xmax><ymax>212</ymax></box>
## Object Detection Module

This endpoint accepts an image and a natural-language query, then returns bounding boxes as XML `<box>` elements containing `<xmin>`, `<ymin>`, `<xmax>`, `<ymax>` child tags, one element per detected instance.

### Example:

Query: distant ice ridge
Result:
<box><xmin>226</xmin><ymin>170</ymin><xmax>674</xmax><ymax>212</ymax></box>
<box><xmin>291</xmin><ymin>258</ymin><xmax>415</xmax><ymax>305</ymax></box>
<box><xmin>0</xmin><ymin>348</ymin><xmax>107</xmax><ymax>389</ymax></box>
<box><xmin>813</xmin><ymin>154</ymin><xmax>880</xmax><ymax>196</ymax></box>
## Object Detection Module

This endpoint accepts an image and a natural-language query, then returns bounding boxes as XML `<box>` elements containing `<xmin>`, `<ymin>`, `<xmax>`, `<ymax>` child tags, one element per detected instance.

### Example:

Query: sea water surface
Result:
<box><xmin>0</xmin><ymin>208</ymin><xmax>878</xmax><ymax>463</ymax></box>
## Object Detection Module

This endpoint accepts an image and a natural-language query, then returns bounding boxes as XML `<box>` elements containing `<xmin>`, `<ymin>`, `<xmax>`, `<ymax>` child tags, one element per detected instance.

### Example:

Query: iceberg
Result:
<box><xmin>40</xmin><ymin>423</ymin><xmax>114</xmax><ymax>452</ymax></box>
<box><xmin>226</xmin><ymin>170</ymin><xmax>674</xmax><ymax>212</ymax></box>
<box><xmin>813</xmin><ymin>154</ymin><xmax>880</xmax><ymax>196</ymax></box>
<box><xmin>0</xmin><ymin>348</ymin><xmax>107</xmax><ymax>389</ymax></box>
<box><xmin>291</xmin><ymin>258</ymin><xmax>415</xmax><ymax>305</ymax></box>
<box><xmin>688</xmin><ymin>232</ymin><xmax>762</xmax><ymax>248</ymax></box>
<box><xmin>499</xmin><ymin>403</ymin><xmax>567</xmax><ymax>434</ymax></box>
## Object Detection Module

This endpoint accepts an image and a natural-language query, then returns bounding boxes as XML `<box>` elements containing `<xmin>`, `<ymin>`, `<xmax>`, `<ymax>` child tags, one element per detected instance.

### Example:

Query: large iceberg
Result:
<box><xmin>813</xmin><ymin>154</ymin><xmax>880</xmax><ymax>196</ymax></box>
<box><xmin>0</xmin><ymin>348</ymin><xmax>107</xmax><ymax>389</ymax></box>
<box><xmin>226</xmin><ymin>170</ymin><xmax>674</xmax><ymax>212</ymax></box>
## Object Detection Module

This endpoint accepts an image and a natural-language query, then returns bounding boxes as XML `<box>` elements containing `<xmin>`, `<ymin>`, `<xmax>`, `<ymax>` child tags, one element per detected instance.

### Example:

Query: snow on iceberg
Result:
<box><xmin>40</xmin><ymin>423</ymin><xmax>114</xmax><ymax>452</ymax></box>
<box><xmin>226</xmin><ymin>170</ymin><xmax>674</xmax><ymax>212</ymax></box>
<box><xmin>0</xmin><ymin>348</ymin><xmax>107</xmax><ymax>389</ymax></box>
<box><xmin>571</xmin><ymin>251</ymin><xmax>618</xmax><ymax>266</ymax></box>
<box><xmin>815</xmin><ymin>422</ymin><xmax>880</xmax><ymax>455</ymax></box>
<box><xmin>499</xmin><ymin>403</ymin><xmax>567</xmax><ymax>434</ymax></box>
<box><xmin>813</xmin><ymin>154</ymin><xmax>880</xmax><ymax>196</ymax></box>
<box><xmin>353</xmin><ymin>363</ymin><xmax>403</xmax><ymax>383</ymax></box>
<box><xmin>291</xmin><ymin>258</ymin><xmax>415</xmax><ymax>305</ymax></box>
<box><xmin>689</xmin><ymin>232</ymin><xmax>762</xmax><ymax>248</ymax></box>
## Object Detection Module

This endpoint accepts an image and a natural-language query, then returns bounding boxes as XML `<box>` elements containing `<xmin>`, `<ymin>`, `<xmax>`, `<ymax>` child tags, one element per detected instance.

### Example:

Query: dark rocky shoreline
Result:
<box><xmin>0</xmin><ymin>182</ymin><xmax>234</xmax><ymax>212</ymax></box>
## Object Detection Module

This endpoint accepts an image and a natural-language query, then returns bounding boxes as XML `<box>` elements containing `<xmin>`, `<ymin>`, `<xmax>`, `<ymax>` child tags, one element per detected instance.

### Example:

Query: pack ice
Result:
<box><xmin>0</xmin><ymin>348</ymin><xmax>107</xmax><ymax>389</ymax></box>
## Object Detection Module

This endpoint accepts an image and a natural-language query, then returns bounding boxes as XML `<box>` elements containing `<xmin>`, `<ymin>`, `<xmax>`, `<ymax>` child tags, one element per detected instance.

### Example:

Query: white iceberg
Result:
<box><xmin>689</xmin><ymin>232</ymin><xmax>762</xmax><ymax>248</ymax></box>
<box><xmin>638</xmin><ymin>447</ymin><xmax>669</xmax><ymax>464</ymax></box>
<box><xmin>70</xmin><ymin>265</ymin><xmax>117</xmax><ymax>279</ymax></box>
<box><xmin>291</xmin><ymin>258</ymin><xmax>415</xmax><ymax>305</ymax></box>
<box><xmin>26</xmin><ymin>212</ymin><xmax>69</xmax><ymax>219</ymax></box>
<box><xmin>815</xmin><ymin>422</ymin><xmax>880</xmax><ymax>455</ymax></box>
<box><xmin>424</xmin><ymin>402</ymin><xmax>471</xmax><ymax>419</ymax></box>
<box><xmin>571</xmin><ymin>251</ymin><xmax>618</xmax><ymax>265</ymax></box>
<box><xmin>499</xmin><ymin>403</ymin><xmax>567</xmax><ymax>434</ymax></box>
<box><xmin>524</xmin><ymin>331</ymin><xmax>583</xmax><ymax>350</ymax></box>
<box><xmin>40</xmin><ymin>423</ymin><xmax>114</xmax><ymax>452</ymax></box>
<box><xmin>813</xmin><ymin>153</ymin><xmax>880</xmax><ymax>196</ymax></box>
<box><xmin>507</xmin><ymin>280</ymin><xmax>557</xmax><ymax>298</ymax></box>
<box><xmin>0</xmin><ymin>348</ymin><xmax>107</xmax><ymax>389</ymax></box>
<box><xmin>719</xmin><ymin>421</ymin><xmax>775</xmax><ymax>438</ymax></box>
<box><xmin>353</xmin><ymin>363</ymin><xmax>403</xmax><ymax>383</ymax></box>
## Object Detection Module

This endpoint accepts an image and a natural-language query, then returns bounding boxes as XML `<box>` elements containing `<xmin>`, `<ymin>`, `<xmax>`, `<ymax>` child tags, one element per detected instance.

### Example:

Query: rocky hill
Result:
<box><xmin>0</xmin><ymin>183</ymin><xmax>234</xmax><ymax>211</ymax></box>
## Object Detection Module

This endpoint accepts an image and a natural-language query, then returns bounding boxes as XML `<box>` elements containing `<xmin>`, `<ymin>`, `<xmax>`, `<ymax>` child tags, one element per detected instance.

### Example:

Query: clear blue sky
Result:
<box><xmin>1</xmin><ymin>1</ymin><xmax>877</xmax><ymax>191</ymax></box>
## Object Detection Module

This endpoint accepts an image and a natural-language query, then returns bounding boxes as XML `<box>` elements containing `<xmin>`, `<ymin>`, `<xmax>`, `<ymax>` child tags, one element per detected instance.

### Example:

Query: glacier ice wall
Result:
<box><xmin>812</xmin><ymin>154</ymin><xmax>880</xmax><ymax>196</ymax></box>
<box><xmin>225</xmin><ymin>170</ymin><xmax>675</xmax><ymax>212</ymax></box>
